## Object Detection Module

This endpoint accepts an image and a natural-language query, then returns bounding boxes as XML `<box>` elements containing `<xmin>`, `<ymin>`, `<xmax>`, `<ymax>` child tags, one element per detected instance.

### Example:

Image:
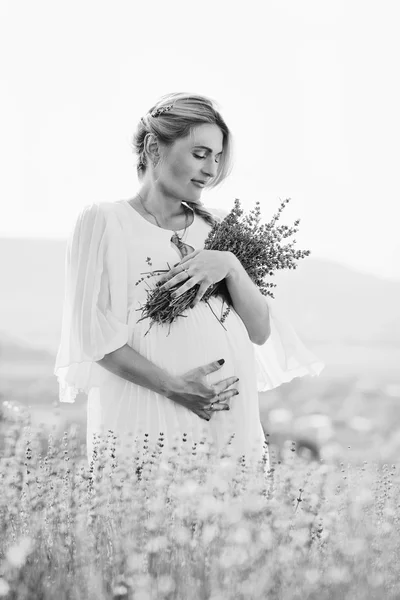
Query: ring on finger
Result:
<box><xmin>180</xmin><ymin>265</ymin><xmax>190</xmax><ymax>279</ymax></box>
<box><xmin>208</xmin><ymin>393</ymin><xmax>220</xmax><ymax>411</ymax></box>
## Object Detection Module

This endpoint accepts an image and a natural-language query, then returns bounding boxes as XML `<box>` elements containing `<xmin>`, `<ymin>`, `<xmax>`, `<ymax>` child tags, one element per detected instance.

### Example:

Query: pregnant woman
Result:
<box><xmin>54</xmin><ymin>92</ymin><xmax>324</xmax><ymax>472</ymax></box>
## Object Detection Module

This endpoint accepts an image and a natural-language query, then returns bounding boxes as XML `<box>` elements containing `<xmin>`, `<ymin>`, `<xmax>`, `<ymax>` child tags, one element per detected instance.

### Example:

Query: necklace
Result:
<box><xmin>136</xmin><ymin>193</ymin><xmax>190</xmax><ymax>245</ymax></box>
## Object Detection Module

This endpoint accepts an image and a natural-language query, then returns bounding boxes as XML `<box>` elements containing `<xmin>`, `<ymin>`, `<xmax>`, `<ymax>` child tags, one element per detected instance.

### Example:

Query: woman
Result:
<box><xmin>54</xmin><ymin>92</ymin><xmax>324</xmax><ymax>472</ymax></box>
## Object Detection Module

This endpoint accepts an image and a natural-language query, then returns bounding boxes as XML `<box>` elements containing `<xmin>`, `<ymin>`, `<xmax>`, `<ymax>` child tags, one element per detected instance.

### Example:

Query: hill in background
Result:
<box><xmin>1</xmin><ymin>237</ymin><xmax>399</xmax><ymax>352</ymax></box>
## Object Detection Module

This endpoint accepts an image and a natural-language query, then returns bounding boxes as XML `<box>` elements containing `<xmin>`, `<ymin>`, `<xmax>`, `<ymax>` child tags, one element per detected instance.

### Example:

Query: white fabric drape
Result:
<box><xmin>55</xmin><ymin>202</ymin><xmax>324</xmax><ymax>405</ymax></box>
<box><xmin>54</xmin><ymin>203</ymin><xmax>130</xmax><ymax>403</ymax></box>
<box><xmin>253</xmin><ymin>296</ymin><xmax>325</xmax><ymax>392</ymax></box>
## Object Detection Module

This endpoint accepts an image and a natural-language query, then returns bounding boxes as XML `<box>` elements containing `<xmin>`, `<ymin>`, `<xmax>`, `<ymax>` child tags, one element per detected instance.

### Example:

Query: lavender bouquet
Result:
<box><xmin>136</xmin><ymin>198</ymin><xmax>311</xmax><ymax>335</ymax></box>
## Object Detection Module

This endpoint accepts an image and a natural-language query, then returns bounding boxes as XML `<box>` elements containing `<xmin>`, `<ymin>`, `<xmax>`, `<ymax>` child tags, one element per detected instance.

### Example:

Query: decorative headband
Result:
<box><xmin>150</xmin><ymin>103</ymin><xmax>174</xmax><ymax>118</ymax></box>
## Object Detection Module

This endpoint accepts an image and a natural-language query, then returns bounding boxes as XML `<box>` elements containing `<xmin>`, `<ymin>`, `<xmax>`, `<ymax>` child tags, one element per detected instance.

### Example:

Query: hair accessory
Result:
<box><xmin>151</xmin><ymin>104</ymin><xmax>174</xmax><ymax>118</ymax></box>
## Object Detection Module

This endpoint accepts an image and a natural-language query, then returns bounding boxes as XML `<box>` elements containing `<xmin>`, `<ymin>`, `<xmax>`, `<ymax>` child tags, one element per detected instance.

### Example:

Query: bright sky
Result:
<box><xmin>1</xmin><ymin>0</ymin><xmax>399</xmax><ymax>280</ymax></box>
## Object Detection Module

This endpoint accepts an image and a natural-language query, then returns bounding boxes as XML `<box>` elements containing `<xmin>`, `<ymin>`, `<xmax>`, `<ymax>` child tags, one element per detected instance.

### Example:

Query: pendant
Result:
<box><xmin>170</xmin><ymin>233</ymin><xmax>194</xmax><ymax>259</ymax></box>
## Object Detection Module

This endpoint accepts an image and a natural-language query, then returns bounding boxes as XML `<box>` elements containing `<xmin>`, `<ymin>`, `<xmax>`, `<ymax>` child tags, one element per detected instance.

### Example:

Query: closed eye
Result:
<box><xmin>193</xmin><ymin>154</ymin><xmax>220</xmax><ymax>164</ymax></box>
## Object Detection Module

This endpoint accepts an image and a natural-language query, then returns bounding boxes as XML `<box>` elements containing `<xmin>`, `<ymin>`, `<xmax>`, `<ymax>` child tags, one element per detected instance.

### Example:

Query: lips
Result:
<box><xmin>192</xmin><ymin>180</ymin><xmax>206</xmax><ymax>187</ymax></box>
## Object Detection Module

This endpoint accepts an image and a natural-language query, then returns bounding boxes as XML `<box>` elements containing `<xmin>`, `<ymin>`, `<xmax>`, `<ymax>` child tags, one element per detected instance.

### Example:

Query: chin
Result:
<box><xmin>185</xmin><ymin>186</ymin><xmax>202</xmax><ymax>200</ymax></box>
<box><xmin>187</xmin><ymin>197</ymin><xmax>202</xmax><ymax>205</ymax></box>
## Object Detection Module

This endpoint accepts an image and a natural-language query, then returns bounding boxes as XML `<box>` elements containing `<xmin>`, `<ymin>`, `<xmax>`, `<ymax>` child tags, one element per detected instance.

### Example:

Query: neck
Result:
<box><xmin>137</xmin><ymin>185</ymin><xmax>184</xmax><ymax>220</ymax></box>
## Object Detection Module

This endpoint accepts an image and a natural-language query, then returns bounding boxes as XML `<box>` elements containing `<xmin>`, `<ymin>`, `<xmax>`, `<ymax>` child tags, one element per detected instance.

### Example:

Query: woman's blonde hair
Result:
<box><xmin>131</xmin><ymin>92</ymin><xmax>234</xmax><ymax>227</ymax></box>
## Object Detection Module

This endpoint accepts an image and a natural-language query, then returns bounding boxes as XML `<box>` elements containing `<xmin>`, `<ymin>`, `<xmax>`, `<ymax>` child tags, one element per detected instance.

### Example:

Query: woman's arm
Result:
<box><xmin>225</xmin><ymin>252</ymin><xmax>271</xmax><ymax>345</ymax></box>
<box><xmin>97</xmin><ymin>344</ymin><xmax>176</xmax><ymax>397</ymax></box>
<box><xmin>97</xmin><ymin>344</ymin><xmax>239</xmax><ymax>421</ymax></box>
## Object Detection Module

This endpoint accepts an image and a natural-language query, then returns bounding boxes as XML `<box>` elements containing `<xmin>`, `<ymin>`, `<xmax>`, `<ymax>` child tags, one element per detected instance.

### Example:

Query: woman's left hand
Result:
<box><xmin>158</xmin><ymin>250</ymin><xmax>235</xmax><ymax>306</ymax></box>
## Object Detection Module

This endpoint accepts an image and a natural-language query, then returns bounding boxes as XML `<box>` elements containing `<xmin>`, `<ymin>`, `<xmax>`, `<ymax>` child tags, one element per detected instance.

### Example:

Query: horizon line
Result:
<box><xmin>0</xmin><ymin>235</ymin><xmax>399</xmax><ymax>284</ymax></box>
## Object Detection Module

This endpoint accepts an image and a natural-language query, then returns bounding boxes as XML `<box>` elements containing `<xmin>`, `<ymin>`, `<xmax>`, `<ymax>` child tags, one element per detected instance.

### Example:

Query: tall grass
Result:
<box><xmin>0</xmin><ymin>415</ymin><xmax>399</xmax><ymax>600</ymax></box>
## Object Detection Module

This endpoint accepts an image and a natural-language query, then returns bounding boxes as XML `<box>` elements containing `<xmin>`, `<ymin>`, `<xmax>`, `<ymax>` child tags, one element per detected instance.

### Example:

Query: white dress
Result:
<box><xmin>54</xmin><ymin>200</ymin><xmax>325</xmax><ymax>471</ymax></box>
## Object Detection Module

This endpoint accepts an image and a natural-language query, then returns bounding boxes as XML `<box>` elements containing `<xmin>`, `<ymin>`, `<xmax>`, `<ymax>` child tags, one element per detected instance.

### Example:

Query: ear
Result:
<box><xmin>144</xmin><ymin>133</ymin><xmax>160</xmax><ymax>163</ymax></box>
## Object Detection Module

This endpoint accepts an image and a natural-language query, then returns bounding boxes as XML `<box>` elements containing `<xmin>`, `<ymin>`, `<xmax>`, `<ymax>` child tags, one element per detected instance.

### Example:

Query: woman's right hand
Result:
<box><xmin>166</xmin><ymin>359</ymin><xmax>239</xmax><ymax>421</ymax></box>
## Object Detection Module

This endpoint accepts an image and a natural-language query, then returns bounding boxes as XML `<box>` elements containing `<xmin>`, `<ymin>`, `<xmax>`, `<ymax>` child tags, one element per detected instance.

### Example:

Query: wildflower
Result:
<box><xmin>222</xmin><ymin>502</ymin><xmax>244</xmax><ymax>525</ymax></box>
<box><xmin>147</xmin><ymin>497</ymin><xmax>165</xmax><ymax>513</ymax></box>
<box><xmin>208</xmin><ymin>471</ymin><xmax>231</xmax><ymax>494</ymax></box>
<box><xmin>219</xmin><ymin>546</ymin><xmax>238</xmax><ymax>569</ymax></box>
<box><xmin>218</xmin><ymin>457</ymin><xmax>236</xmax><ymax>470</ymax></box>
<box><xmin>134</xmin><ymin>591</ymin><xmax>152</xmax><ymax>600</ymax></box>
<box><xmin>219</xmin><ymin>546</ymin><xmax>249</xmax><ymax>568</ymax></box>
<box><xmin>134</xmin><ymin>574</ymin><xmax>152</xmax><ymax>589</ymax></box>
<box><xmin>328</xmin><ymin>566</ymin><xmax>351</xmax><ymax>584</ymax></box>
<box><xmin>305</xmin><ymin>569</ymin><xmax>320</xmax><ymax>585</ymax></box>
<box><xmin>173</xmin><ymin>526</ymin><xmax>191</xmax><ymax>546</ymax></box>
<box><xmin>367</xmin><ymin>573</ymin><xmax>386</xmax><ymax>588</ymax></box>
<box><xmin>174</xmin><ymin>478</ymin><xmax>199</xmax><ymax>499</ymax></box>
<box><xmin>197</xmin><ymin>494</ymin><xmax>225</xmax><ymax>519</ymax></box>
<box><xmin>157</xmin><ymin>575</ymin><xmax>176</xmax><ymax>594</ymax></box>
<box><xmin>229</xmin><ymin>526</ymin><xmax>252</xmax><ymax>545</ymax></box>
<box><xmin>6</xmin><ymin>536</ymin><xmax>34</xmax><ymax>568</ymax></box>
<box><xmin>354</xmin><ymin>488</ymin><xmax>374</xmax><ymax>505</ymax></box>
<box><xmin>242</xmin><ymin>495</ymin><xmax>267</xmax><ymax>515</ymax></box>
<box><xmin>127</xmin><ymin>552</ymin><xmax>143</xmax><ymax>571</ymax></box>
<box><xmin>0</xmin><ymin>579</ymin><xmax>10</xmax><ymax>598</ymax></box>
<box><xmin>341</xmin><ymin>538</ymin><xmax>366</xmax><ymax>556</ymax></box>
<box><xmin>112</xmin><ymin>583</ymin><xmax>129</xmax><ymax>597</ymax></box>
<box><xmin>158</xmin><ymin>460</ymin><xmax>172</xmax><ymax>474</ymax></box>
<box><xmin>258</xmin><ymin>526</ymin><xmax>274</xmax><ymax>550</ymax></box>
<box><xmin>146</xmin><ymin>536</ymin><xmax>169</xmax><ymax>553</ymax></box>
<box><xmin>201</xmin><ymin>523</ymin><xmax>219</xmax><ymax>544</ymax></box>
<box><xmin>319</xmin><ymin>528</ymin><xmax>331</xmax><ymax>541</ymax></box>
<box><xmin>145</xmin><ymin>516</ymin><xmax>161</xmax><ymax>532</ymax></box>
<box><xmin>378</xmin><ymin>522</ymin><xmax>393</xmax><ymax>535</ymax></box>
<box><xmin>289</xmin><ymin>527</ymin><xmax>310</xmax><ymax>547</ymax></box>
<box><xmin>383</xmin><ymin>506</ymin><xmax>396</xmax><ymax>518</ymax></box>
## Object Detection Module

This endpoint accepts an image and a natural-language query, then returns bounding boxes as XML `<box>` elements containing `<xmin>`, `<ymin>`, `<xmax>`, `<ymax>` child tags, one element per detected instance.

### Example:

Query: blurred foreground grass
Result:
<box><xmin>0</xmin><ymin>419</ymin><xmax>400</xmax><ymax>600</ymax></box>
<box><xmin>2</xmin><ymin>340</ymin><xmax>400</xmax><ymax>467</ymax></box>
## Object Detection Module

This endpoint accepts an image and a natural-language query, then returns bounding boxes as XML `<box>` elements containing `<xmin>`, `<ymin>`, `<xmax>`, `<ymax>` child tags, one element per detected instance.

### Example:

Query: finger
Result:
<box><xmin>214</xmin><ymin>376</ymin><xmax>240</xmax><ymax>394</ymax></box>
<box><xmin>158</xmin><ymin>273</ymin><xmax>175</xmax><ymax>288</ymax></box>
<box><xmin>158</xmin><ymin>267</ymin><xmax>174</xmax><ymax>286</ymax></box>
<box><xmin>159</xmin><ymin>272</ymin><xmax>188</xmax><ymax>291</ymax></box>
<box><xmin>200</xmin><ymin>360</ymin><xmax>226</xmax><ymax>376</ymax></box>
<box><xmin>211</xmin><ymin>402</ymin><xmax>230</xmax><ymax>411</ymax></box>
<box><xmin>199</xmin><ymin>411</ymin><xmax>211</xmax><ymax>422</ymax></box>
<box><xmin>171</xmin><ymin>277</ymin><xmax>200</xmax><ymax>299</ymax></box>
<box><xmin>158</xmin><ymin>263</ymin><xmax>184</xmax><ymax>286</ymax></box>
<box><xmin>191</xmin><ymin>281</ymin><xmax>211</xmax><ymax>307</ymax></box>
<box><xmin>217</xmin><ymin>388</ymin><xmax>239</xmax><ymax>402</ymax></box>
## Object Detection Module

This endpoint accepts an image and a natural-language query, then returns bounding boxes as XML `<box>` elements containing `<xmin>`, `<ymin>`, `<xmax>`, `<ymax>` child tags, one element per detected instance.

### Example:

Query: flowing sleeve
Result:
<box><xmin>253</xmin><ymin>295</ymin><xmax>325</xmax><ymax>392</ymax></box>
<box><xmin>54</xmin><ymin>203</ymin><xmax>129</xmax><ymax>402</ymax></box>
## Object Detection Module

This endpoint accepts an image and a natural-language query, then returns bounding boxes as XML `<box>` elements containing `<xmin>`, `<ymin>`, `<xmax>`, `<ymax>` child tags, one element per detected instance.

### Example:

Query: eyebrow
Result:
<box><xmin>194</xmin><ymin>145</ymin><xmax>223</xmax><ymax>156</ymax></box>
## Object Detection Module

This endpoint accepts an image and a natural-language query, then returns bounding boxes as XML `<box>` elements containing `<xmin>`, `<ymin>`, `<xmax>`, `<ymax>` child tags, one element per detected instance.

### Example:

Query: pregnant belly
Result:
<box><xmin>128</xmin><ymin>296</ymin><xmax>253</xmax><ymax>388</ymax></box>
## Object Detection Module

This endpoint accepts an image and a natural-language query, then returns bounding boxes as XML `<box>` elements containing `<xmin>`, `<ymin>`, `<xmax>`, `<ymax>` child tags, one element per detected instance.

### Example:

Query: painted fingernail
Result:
<box><xmin>234</xmin><ymin>391</ymin><xmax>239</xmax><ymax>396</ymax></box>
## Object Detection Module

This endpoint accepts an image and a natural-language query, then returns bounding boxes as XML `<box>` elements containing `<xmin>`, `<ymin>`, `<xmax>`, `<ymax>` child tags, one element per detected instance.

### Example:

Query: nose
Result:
<box><xmin>201</xmin><ymin>156</ymin><xmax>219</xmax><ymax>179</ymax></box>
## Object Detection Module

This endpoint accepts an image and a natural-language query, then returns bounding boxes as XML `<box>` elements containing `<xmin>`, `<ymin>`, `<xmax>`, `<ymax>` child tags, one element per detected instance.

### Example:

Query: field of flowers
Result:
<box><xmin>1</xmin><ymin>412</ymin><xmax>400</xmax><ymax>600</ymax></box>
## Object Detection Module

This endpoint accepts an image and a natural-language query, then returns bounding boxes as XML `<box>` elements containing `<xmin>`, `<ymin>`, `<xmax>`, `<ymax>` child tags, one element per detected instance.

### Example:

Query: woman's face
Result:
<box><xmin>157</xmin><ymin>123</ymin><xmax>224</xmax><ymax>200</ymax></box>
